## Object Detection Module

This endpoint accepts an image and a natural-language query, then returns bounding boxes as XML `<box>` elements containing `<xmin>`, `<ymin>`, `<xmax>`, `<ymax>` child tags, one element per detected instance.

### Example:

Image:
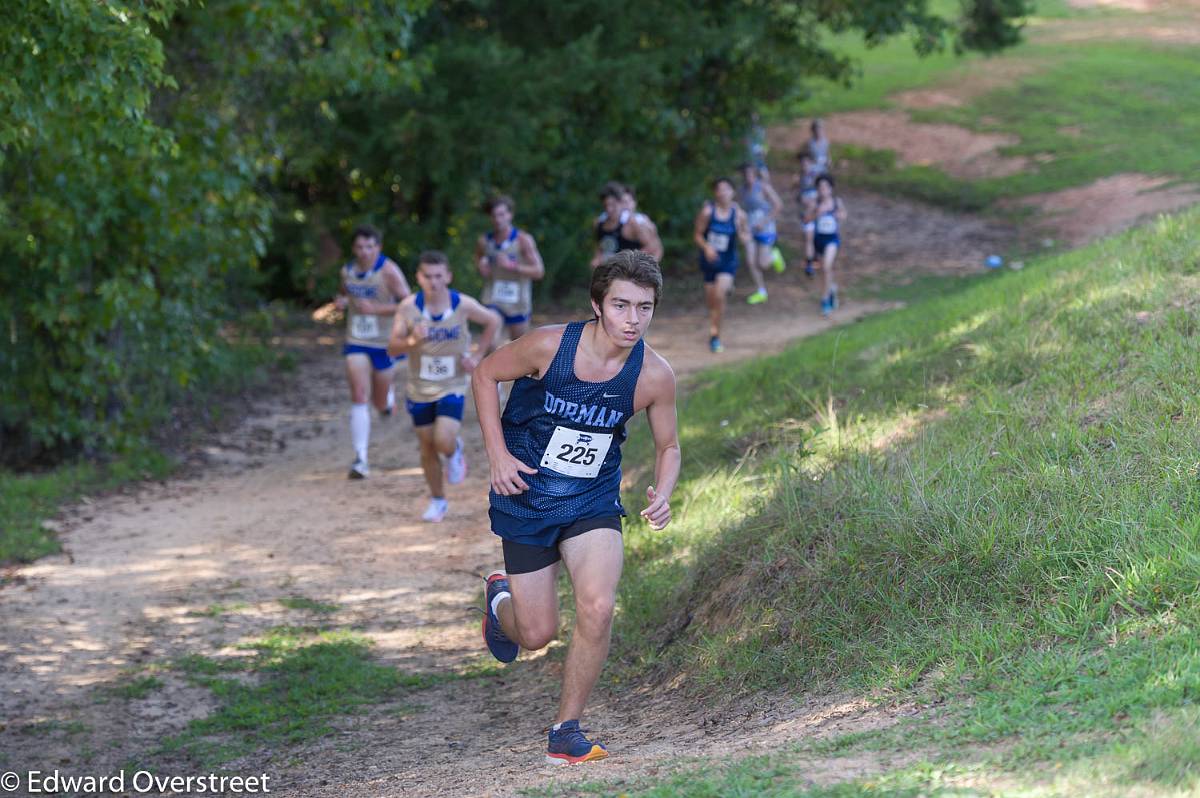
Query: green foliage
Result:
<box><xmin>0</xmin><ymin>0</ymin><xmax>272</xmax><ymax>462</ymax></box>
<box><xmin>0</xmin><ymin>0</ymin><xmax>1028</xmax><ymax>465</ymax></box>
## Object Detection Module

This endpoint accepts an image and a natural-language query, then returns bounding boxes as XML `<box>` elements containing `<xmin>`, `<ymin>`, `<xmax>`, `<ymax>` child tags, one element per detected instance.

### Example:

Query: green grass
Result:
<box><xmin>277</xmin><ymin>596</ymin><xmax>340</xmax><ymax>614</ymax></box>
<box><xmin>160</xmin><ymin>626</ymin><xmax>420</xmax><ymax>766</ymax></box>
<box><xmin>0</xmin><ymin>451</ymin><xmax>172</xmax><ymax>565</ymax></box>
<box><xmin>604</xmin><ymin>208</ymin><xmax>1200</xmax><ymax>794</ymax></box>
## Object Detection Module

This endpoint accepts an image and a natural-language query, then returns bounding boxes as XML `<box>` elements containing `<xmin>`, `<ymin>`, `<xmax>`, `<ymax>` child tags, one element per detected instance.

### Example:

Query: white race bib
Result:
<box><xmin>350</xmin><ymin>314</ymin><xmax>380</xmax><ymax>340</ymax></box>
<box><xmin>706</xmin><ymin>232</ymin><xmax>730</xmax><ymax>252</ymax></box>
<box><xmin>419</xmin><ymin>355</ymin><xmax>456</xmax><ymax>382</ymax></box>
<box><xmin>540</xmin><ymin>426</ymin><xmax>614</xmax><ymax>479</ymax></box>
<box><xmin>817</xmin><ymin>215</ymin><xmax>838</xmax><ymax>235</ymax></box>
<box><xmin>749</xmin><ymin>209</ymin><xmax>766</xmax><ymax>228</ymax></box>
<box><xmin>491</xmin><ymin>279</ymin><xmax>521</xmax><ymax>305</ymax></box>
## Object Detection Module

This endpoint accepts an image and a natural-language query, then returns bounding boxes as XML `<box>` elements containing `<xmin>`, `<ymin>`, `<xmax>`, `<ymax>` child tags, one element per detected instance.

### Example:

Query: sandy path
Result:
<box><xmin>0</xmin><ymin>187</ymin><xmax>1009</xmax><ymax>796</ymax></box>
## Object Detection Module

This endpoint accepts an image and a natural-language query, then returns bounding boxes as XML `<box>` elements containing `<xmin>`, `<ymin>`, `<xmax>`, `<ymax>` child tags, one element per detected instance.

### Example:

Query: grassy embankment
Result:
<box><xmin>588</xmin><ymin>206</ymin><xmax>1200</xmax><ymax>795</ymax></box>
<box><xmin>784</xmin><ymin>3</ymin><xmax>1200</xmax><ymax>214</ymax></box>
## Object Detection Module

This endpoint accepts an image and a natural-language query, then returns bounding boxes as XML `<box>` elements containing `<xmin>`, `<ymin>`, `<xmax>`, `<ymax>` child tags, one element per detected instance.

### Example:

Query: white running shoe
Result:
<box><xmin>422</xmin><ymin>497</ymin><xmax>449</xmax><ymax>523</ymax></box>
<box><xmin>348</xmin><ymin>458</ymin><xmax>369</xmax><ymax>480</ymax></box>
<box><xmin>447</xmin><ymin>437</ymin><xmax>467</xmax><ymax>485</ymax></box>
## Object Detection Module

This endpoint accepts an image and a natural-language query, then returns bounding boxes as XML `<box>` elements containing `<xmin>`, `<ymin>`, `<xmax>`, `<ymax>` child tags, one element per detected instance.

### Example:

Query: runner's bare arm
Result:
<box><xmin>735</xmin><ymin>205</ymin><xmax>753</xmax><ymax>247</ymax></box>
<box><xmin>764</xmin><ymin>183</ymin><xmax>784</xmax><ymax>222</ymax></box>
<box><xmin>476</xmin><ymin>235</ymin><xmax>492</xmax><ymax>279</ymax></box>
<box><xmin>637</xmin><ymin>353</ymin><xmax>680</xmax><ymax>531</ymax></box>
<box><xmin>380</xmin><ymin>260</ymin><xmax>411</xmax><ymax>305</ymax></box>
<box><xmin>386</xmin><ymin>298</ymin><xmax>426</xmax><ymax>357</ymax></box>
<box><xmin>693</xmin><ymin>204</ymin><xmax>717</xmax><ymax>262</ymax></box>
<box><xmin>460</xmin><ymin>297</ymin><xmax>504</xmax><ymax>371</ymax></box>
<box><xmin>473</xmin><ymin>327</ymin><xmax>565</xmax><ymax>494</ymax></box>
<box><xmin>837</xmin><ymin>198</ymin><xmax>848</xmax><ymax>221</ymax></box>
<box><xmin>590</xmin><ymin>228</ymin><xmax>606</xmax><ymax>269</ymax></box>
<box><xmin>636</xmin><ymin>218</ymin><xmax>664</xmax><ymax>261</ymax></box>
<box><xmin>513</xmin><ymin>231</ymin><xmax>546</xmax><ymax>280</ymax></box>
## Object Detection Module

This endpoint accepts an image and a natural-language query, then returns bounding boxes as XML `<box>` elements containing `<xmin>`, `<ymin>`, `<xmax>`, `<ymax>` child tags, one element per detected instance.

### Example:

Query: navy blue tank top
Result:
<box><xmin>596</xmin><ymin>210</ymin><xmax>641</xmax><ymax>255</ymax></box>
<box><xmin>491</xmin><ymin>321</ymin><xmax>644</xmax><ymax>524</ymax></box>
<box><xmin>701</xmin><ymin>203</ymin><xmax>739</xmax><ymax>269</ymax></box>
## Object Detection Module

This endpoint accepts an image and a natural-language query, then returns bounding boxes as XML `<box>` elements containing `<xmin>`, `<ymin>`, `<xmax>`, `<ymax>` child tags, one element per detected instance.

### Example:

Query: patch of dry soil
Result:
<box><xmin>773</xmin><ymin>111</ymin><xmax>1029</xmax><ymax>180</ymax></box>
<box><xmin>1005</xmin><ymin>173</ymin><xmax>1200</xmax><ymax>246</ymax></box>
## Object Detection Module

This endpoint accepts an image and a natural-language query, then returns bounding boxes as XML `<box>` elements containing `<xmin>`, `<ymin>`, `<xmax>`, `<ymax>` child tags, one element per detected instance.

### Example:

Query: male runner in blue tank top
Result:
<box><xmin>694</xmin><ymin>177</ymin><xmax>752</xmax><ymax>353</ymax></box>
<box><xmin>590</xmin><ymin>182</ymin><xmax>659</xmax><ymax>269</ymax></box>
<box><xmin>472</xmin><ymin>250</ymin><xmax>681</xmax><ymax>765</ymax></box>
<box><xmin>474</xmin><ymin>195</ymin><xmax>545</xmax><ymax>342</ymax></box>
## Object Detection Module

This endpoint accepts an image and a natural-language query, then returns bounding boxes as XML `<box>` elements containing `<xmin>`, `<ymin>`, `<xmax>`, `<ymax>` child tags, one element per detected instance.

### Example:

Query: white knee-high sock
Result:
<box><xmin>350</xmin><ymin>403</ymin><xmax>370</xmax><ymax>462</ymax></box>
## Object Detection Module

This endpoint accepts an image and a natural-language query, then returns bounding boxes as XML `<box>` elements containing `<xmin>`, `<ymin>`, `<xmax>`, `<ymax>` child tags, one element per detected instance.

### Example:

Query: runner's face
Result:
<box><xmin>818</xmin><ymin>181</ymin><xmax>833</xmax><ymax>201</ymax></box>
<box><xmin>417</xmin><ymin>263</ymin><xmax>452</xmax><ymax>296</ymax></box>
<box><xmin>352</xmin><ymin>236</ymin><xmax>380</xmax><ymax>266</ymax></box>
<box><xmin>621</xmin><ymin>192</ymin><xmax>635</xmax><ymax>212</ymax></box>
<box><xmin>603</xmin><ymin>196</ymin><xmax>621</xmax><ymax>218</ymax></box>
<box><xmin>714</xmin><ymin>181</ymin><xmax>734</xmax><ymax>205</ymax></box>
<box><xmin>591</xmin><ymin>279</ymin><xmax>655</xmax><ymax>348</ymax></box>
<box><xmin>491</xmin><ymin>203</ymin><xmax>512</xmax><ymax>231</ymax></box>
<box><xmin>743</xmin><ymin>167</ymin><xmax>756</xmax><ymax>186</ymax></box>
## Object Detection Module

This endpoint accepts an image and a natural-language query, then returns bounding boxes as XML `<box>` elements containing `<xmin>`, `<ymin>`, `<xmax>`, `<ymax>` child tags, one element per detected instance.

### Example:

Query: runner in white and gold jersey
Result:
<box><xmin>475</xmin><ymin>195</ymin><xmax>545</xmax><ymax>342</ymax></box>
<box><xmin>388</xmin><ymin>251</ymin><xmax>502</xmax><ymax>522</ymax></box>
<box><xmin>336</xmin><ymin>224</ymin><xmax>411</xmax><ymax>479</ymax></box>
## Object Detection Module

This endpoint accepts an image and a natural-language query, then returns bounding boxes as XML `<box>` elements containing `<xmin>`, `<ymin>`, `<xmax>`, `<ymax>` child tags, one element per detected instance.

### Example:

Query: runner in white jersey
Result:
<box><xmin>475</xmin><ymin>195</ymin><xmax>545</xmax><ymax>342</ymax></box>
<box><xmin>619</xmin><ymin>185</ymin><xmax>664</xmax><ymax>262</ymax></box>
<box><xmin>388</xmin><ymin>251</ymin><xmax>502</xmax><ymax>522</ymax></box>
<box><xmin>336</xmin><ymin>224</ymin><xmax>411</xmax><ymax>479</ymax></box>
<box><xmin>739</xmin><ymin>163</ymin><xmax>784</xmax><ymax>305</ymax></box>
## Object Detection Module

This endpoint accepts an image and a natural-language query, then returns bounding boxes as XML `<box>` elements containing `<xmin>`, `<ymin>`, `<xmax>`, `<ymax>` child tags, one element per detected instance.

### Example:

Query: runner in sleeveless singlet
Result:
<box><xmin>796</xmin><ymin>151</ymin><xmax>821</xmax><ymax>276</ymax></box>
<box><xmin>475</xmin><ymin>195</ymin><xmax>545</xmax><ymax>343</ymax></box>
<box><xmin>473</xmin><ymin>251</ymin><xmax>680</xmax><ymax>765</ymax></box>
<box><xmin>694</xmin><ymin>177</ymin><xmax>751</xmax><ymax>353</ymax></box>
<box><xmin>619</xmin><ymin>185</ymin><xmax>664</xmax><ymax>262</ymax></box>
<box><xmin>807</xmin><ymin>174</ymin><xmax>848</xmax><ymax>316</ymax></box>
<box><xmin>739</xmin><ymin>164</ymin><xmax>784</xmax><ymax>305</ymax></box>
<box><xmin>808</xmin><ymin>118</ymin><xmax>831</xmax><ymax>174</ymax></box>
<box><xmin>336</xmin><ymin>224</ymin><xmax>411</xmax><ymax>479</ymax></box>
<box><xmin>387</xmin><ymin>251</ymin><xmax>502</xmax><ymax>522</ymax></box>
<box><xmin>590</xmin><ymin>182</ymin><xmax>656</xmax><ymax>269</ymax></box>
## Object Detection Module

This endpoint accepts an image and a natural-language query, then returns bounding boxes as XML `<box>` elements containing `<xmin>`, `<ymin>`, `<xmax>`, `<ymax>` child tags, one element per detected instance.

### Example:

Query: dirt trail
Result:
<box><xmin>1</xmin><ymin>182</ymin><xmax>1010</xmax><ymax>796</ymax></box>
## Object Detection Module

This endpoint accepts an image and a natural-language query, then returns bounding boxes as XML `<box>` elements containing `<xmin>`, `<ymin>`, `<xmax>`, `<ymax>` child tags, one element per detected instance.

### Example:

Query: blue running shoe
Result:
<box><xmin>710</xmin><ymin>336</ymin><xmax>723</xmax><ymax>354</ymax></box>
<box><xmin>804</xmin><ymin>260</ymin><xmax>815</xmax><ymax>277</ymax></box>
<box><xmin>830</xmin><ymin>287</ymin><xmax>839</xmax><ymax>310</ymax></box>
<box><xmin>546</xmin><ymin>720</ymin><xmax>608</xmax><ymax>765</ymax></box>
<box><xmin>482</xmin><ymin>571</ymin><xmax>518</xmax><ymax>663</ymax></box>
<box><xmin>820</xmin><ymin>294</ymin><xmax>832</xmax><ymax>316</ymax></box>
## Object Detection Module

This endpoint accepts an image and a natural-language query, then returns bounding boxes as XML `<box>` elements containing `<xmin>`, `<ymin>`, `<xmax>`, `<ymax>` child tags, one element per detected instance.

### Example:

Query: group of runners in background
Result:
<box><xmin>330</xmin><ymin>117</ymin><xmax>842</xmax><ymax>765</ymax></box>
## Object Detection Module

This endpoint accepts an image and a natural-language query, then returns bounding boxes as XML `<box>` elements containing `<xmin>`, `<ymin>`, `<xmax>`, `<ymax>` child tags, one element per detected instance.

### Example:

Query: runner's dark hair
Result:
<box><xmin>590</xmin><ymin>250</ymin><xmax>662</xmax><ymax>312</ymax></box>
<box><xmin>816</xmin><ymin>173</ymin><xmax>836</xmax><ymax>189</ymax></box>
<box><xmin>418</xmin><ymin>250</ymin><xmax>450</xmax><ymax>268</ymax></box>
<box><xmin>599</xmin><ymin>181</ymin><xmax>625</xmax><ymax>201</ymax></box>
<box><xmin>484</xmin><ymin>194</ymin><xmax>514</xmax><ymax>214</ymax></box>
<box><xmin>712</xmin><ymin>176</ymin><xmax>735</xmax><ymax>190</ymax></box>
<box><xmin>352</xmin><ymin>224</ymin><xmax>382</xmax><ymax>244</ymax></box>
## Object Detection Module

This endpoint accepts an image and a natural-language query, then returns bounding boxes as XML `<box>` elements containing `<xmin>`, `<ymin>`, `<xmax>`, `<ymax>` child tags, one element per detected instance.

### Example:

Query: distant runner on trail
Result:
<box><xmin>808</xmin><ymin>118</ymin><xmax>831</xmax><ymax>174</ymax></box>
<box><xmin>591</xmin><ymin>182</ymin><xmax>656</xmax><ymax>269</ymax></box>
<box><xmin>619</xmin><ymin>185</ymin><xmax>664</xmax><ymax>262</ymax></box>
<box><xmin>336</xmin><ymin>224</ymin><xmax>411</xmax><ymax>480</ymax></box>
<box><xmin>472</xmin><ymin>251</ymin><xmax>680</xmax><ymax>765</ymax></box>
<box><xmin>797</xmin><ymin>151</ymin><xmax>821</xmax><ymax>276</ymax></box>
<box><xmin>739</xmin><ymin>163</ymin><xmax>784</xmax><ymax>305</ymax></box>
<box><xmin>475</xmin><ymin>195</ymin><xmax>545</xmax><ymax>343</ymax></box>
<box><xmin>808</xmin><ymin>174</ymin><xmax>848</xmax><ymax>316</ymax></box>
<box><xmin>693</xmin><ymin>177</ymin><xmax>751</xmax><ymax>353</ymax></box>
<box><xmin>387</xmin><ymin>251</ymin><xmax>502</xmax><ymax>522</ymax></box>
<box><xmin>746</xmin><ymin>111</ymin><xmax>769</xmax><ymax>175</ymax></box>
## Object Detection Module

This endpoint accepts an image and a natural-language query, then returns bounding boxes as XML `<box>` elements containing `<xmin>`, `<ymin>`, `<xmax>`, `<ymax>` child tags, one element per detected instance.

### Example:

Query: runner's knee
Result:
<box><xmin>516</xmin><ymin>615</ymin><xmax>558</xmax><ymax>650</ymax></box>
<box><xmin>574</xmin><ymin>593</ymin><xmax>616</xmax><ymax>634</ymax></box>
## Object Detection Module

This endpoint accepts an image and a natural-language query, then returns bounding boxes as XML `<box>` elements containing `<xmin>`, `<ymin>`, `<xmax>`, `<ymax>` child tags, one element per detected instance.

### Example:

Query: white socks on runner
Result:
<box><xmin>350</xmin><ymin>403</ymin><xmax>370</xmax><ymax>462</ymax></box>
<box><xmin>490</xmin><ymin>590</ymin><xmax>510</xmax><ymax>618</ymax></box>
<box><xmin>386</xmin><ymin>386</ymin><xmax>395</xmax><ymax>413</ymax></box>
